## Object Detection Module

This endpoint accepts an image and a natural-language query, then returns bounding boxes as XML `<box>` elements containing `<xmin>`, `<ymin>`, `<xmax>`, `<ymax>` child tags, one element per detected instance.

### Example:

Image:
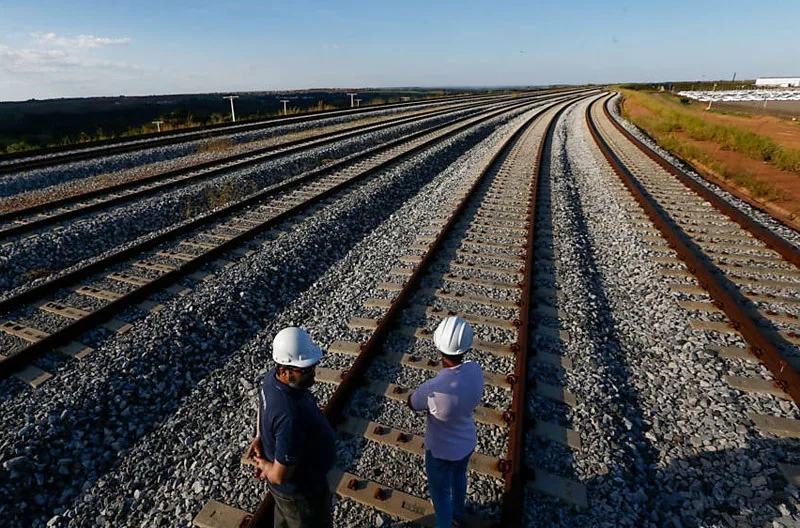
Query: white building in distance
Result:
<box><xmin>755</xmin><ymin>77</ymin><xmax>800</xmax><ymax>87</ymax></box>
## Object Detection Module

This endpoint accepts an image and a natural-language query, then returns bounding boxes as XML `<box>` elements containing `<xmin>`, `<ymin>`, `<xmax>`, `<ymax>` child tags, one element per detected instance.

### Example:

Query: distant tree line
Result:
<box><xmin>619</xmin><ymin>81</ymin><xmax>756</xmax><ymax>93</ymax></box>
<box><xmin>0</xmin><ymin>90</ymin><xmax>462</xmax><ymax>154</ymax></box>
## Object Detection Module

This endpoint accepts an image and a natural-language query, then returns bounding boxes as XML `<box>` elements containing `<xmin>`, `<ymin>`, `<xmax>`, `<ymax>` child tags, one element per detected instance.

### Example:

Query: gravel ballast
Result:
<box><xmin>0</xmin><ymin>101</ymin><xmax>519</xmax><ymax>296</ymax></box>
<box><xmin>522</xmin><ymin>97</ymin><xmax>800</xmax><ymax>527</ymax></box>
<box><xmin>0</xmin><ymin>104</ymin><xmax>546</xmax><ymax>527</ymax></box>
<box><xmin>4</xmin><ymin>91</ymin><xmax>797</xmax><ymax>527</ymax></box>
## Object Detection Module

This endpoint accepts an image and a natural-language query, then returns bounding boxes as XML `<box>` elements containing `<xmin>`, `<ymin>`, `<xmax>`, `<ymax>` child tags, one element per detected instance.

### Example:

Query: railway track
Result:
<box><xmin>0</xmin><ymin>91</ymin><xmax>578</xmax><ymax>390</ymax></box>
<box><xmin>7</xmin><ymin>89</ymin><xmax>799</xmax><ymax>527</ymax></box>
<box><xmin>0</xmin><ymin>93</ymin><xmax>512</xmax><ymax>175</ymax></box>
<box><xmin>0</xmin><ymin>93</ymin><xmax>584</xmax><ymax>304</ymax></box>
<box><xmin>587</xmin><ymin>93</ymin><xmax>800</xmax><ymax>488</ymax></box>
<box><xmin>192</xmin><ymin>95</ymin><xmax>588</xmax><ymax>527</ymax></box>
<box><xmin>0</xmin><ymin>96</ymin><xmax>533</xmax><ymax>241</ymax></box>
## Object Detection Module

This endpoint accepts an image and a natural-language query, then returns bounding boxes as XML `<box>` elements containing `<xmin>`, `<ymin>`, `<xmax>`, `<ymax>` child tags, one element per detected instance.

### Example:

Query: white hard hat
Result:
<box><xmin>272</xmin><ymin>327</ymin><xmax>323</xmax><ymax>368</ymax></box>
<box><xmin>433</xmin><ymin>316</ymin><xmax>473</xmax><ymax>355</ymax></box>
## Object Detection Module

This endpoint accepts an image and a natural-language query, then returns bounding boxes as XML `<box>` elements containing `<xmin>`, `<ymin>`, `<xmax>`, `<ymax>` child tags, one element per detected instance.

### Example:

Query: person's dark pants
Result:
<box><xmin>268</xmin><ymin>483</ymin><xmax>333</xmax><ymax>528</ymax></box>
<box><xmin>425</xmin><ymin>449</ymin><xmax>472</xmax><ymax>528</ymax></box>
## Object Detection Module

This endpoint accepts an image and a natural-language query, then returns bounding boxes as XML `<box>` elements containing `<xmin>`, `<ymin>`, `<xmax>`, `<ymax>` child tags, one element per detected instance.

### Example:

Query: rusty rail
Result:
<box><xmin>0</xmin><ymin>92</ymin><xmax>511</xmax><ymax>175</ymax></box>
<box><xmin>246</xmin><ymin>95</ymin><xmax>581</xmax><ymax>528</ymax></box>
<box><xmin>0</xmin><ymin>96</ymin><xmax>545</xmax><ymax>378</ymax></box>
<box><xmin>587</xmin><ymin>95</ymin><xmax>800</xmax><ymax>408</ymax></box>
<box><xmin>0</xmin><ymin>102</ymin><xmax>491</xmax><ymax>239</ymax></box>
<box><xmin>603</xmin><ymin>95</ymin><xmax>800</xmax><ymax>268</ymax></box>
<box><xmin>499</xmin><ymin>96</ymin><xmax>574</xmax><ymax>527</ymax></box>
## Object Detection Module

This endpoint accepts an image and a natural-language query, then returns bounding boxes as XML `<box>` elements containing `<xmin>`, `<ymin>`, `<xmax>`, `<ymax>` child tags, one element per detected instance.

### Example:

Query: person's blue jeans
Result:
<box><xmin>425</xmin><ymin>449</ymin><xmax>472</xmax><ymax>528</ymax></box>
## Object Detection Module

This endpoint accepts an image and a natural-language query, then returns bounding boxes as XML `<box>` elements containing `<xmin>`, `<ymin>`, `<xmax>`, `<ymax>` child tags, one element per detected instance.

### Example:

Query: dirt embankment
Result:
<box><xmin>621</xmin><ymin>93</ymin><xmax>800</xmax><ymax>227</ymax></box>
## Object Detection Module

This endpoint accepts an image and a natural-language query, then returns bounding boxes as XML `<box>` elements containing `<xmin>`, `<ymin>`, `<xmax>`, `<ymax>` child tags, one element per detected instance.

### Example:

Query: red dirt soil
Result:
<box><xmin>622</xmin><ymin>96</ymin><xmax>800</xmax><ymax>227</ymax></box>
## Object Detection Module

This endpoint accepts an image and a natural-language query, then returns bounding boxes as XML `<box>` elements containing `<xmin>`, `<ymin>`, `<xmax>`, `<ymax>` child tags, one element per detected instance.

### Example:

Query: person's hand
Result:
<box><xmin>253</xmin><ymin>455</ymin><xmax>270</xmax><ymax>480</ymax></box>
<box><xmin>247</xmin><ymin>437</ymin><xmax>264</xmax><ymax>460</ymax></box>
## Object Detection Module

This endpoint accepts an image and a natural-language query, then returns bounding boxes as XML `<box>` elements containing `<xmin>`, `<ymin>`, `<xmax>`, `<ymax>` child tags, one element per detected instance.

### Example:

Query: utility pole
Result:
<box><xmin>705</xmin><ymin>83</ymin><xmax>718</xmax><ymax>111</ymax></box>
<box><xmin>355</xmin><ymin>98</ymin><xmax>361</xmax><ymax>107</ymax></box>
<box><xmin>152</xmin><ymin>120</ymin><xmax>164</xmax><ymax>133</ymax></box>
<box><xmin>347</xmin><ymin>92</ymin><xmax>357</xmax><ymax>108</ymax></box>
<box><xmin>280</xmin><ymin>99</ymin><xmax>290</xmax><ymax>115</ymax></box>
<box><xmin>223</xmin><ymin>95</ymin><xmax>239</xmax><ymax>122</ymax></box>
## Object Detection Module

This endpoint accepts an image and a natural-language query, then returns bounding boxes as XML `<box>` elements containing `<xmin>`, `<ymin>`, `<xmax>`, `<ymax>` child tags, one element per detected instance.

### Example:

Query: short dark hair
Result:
<box><xmin>441</xmin><ymin>352</ymin><xmax>464</xmax><ymax>364</ymax></box>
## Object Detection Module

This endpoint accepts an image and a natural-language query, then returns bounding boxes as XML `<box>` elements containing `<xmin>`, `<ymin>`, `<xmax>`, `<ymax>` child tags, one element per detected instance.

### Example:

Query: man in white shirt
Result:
<box><xmin>408</xmin><ymin>316</ymin><xmax>484</xmax><ymax>528</ymax></box>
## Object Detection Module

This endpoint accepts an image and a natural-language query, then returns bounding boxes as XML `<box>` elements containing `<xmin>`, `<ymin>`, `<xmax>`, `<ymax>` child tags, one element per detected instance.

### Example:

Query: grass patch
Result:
<box><xmin>196</xmin><ymin>138</ymin><xmax>233</xmax><ymax>154</ymax></box>
<box><xmin>724</xmin><ymin>166</ymin><xmax>787</xmax><ymax>201</ymax></box>
<box><xmin>658</xmin><ymin>134</ymin><xmax>712</xmax><ymax>165</ymax></box>
<box><xmin>620</xmin><ymin>90</ymin><xmax>790</xmax><ymax>202</ymax></box>
<box><xmin>621</xmin><ymin>89</ymin><xmax>800</xmax><ymax>176</ymax></box>
<box><xmin>183</xmin><ymin>180</ymin><xmax>259</xmax><ymax>219</ymax></box>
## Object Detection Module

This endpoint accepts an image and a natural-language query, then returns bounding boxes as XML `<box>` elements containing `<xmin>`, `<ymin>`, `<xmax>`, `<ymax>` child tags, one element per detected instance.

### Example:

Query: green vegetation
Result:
<box><xmin>619</xmin><ymin>81</ymin><xmax>755</xmax><ymax>92</ymax></box>
<box><xmin>620</xmin><ymin>89</ymin><xmax>794</xmax><ymax>201</ymax></box>
<box><xmin>4</xmin><ymin>141</ymin><xmax>37</xmax><ymax>153</ymax></box>
<box><xmin>195</xmin><ymin>138</ymin><xmax>233</xmax><ymax>154</ymax></box>
<box><xmin>622</xmin><ymin>90</ymin><xmax>800</xmax><ymax>175</ymax></box>
<box><xmin>183</xmin><ymin>180</ymin><xmax>260</xmax><ymax>219</ymax></box>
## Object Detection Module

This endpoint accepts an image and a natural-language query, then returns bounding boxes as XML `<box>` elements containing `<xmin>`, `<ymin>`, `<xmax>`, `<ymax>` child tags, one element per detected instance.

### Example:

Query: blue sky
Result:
<box><xmin>0</xmin><ymin>0</ymin><xmax>798</xmax><ymax>101</ymax></box>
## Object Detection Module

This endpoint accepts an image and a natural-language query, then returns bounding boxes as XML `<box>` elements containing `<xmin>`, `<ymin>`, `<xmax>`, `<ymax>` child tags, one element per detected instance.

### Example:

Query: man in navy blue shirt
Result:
<box><xmin>247</xmin><ymin>327</ymin><xmax>336</xmax><ymax>528</ymax></box>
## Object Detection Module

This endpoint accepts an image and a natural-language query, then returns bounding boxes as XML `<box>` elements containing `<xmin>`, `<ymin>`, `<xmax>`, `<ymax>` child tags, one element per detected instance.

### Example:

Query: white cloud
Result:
<box><xmin>0</xmin><ymin>31</ymin><xmax>138</xmax><ymax>75</ymax></box>
<box><xmin>0</xmin><ymin>45</ymin><xmax>141</xmax><ymax>74</ymax></box>
<box><xmin>31</xmin><ymin>32</ymin><xmax>132</xmax><ymax>49</ymax></box>
<box><xmin>0</xmin><ymin>46</ymin><xmax>74</xmax><ymax>73</ymax></box>
<box><xmin>0</xmin><ymin>30</ymin><xmax>149</xmax><ymax>98</ymax></box>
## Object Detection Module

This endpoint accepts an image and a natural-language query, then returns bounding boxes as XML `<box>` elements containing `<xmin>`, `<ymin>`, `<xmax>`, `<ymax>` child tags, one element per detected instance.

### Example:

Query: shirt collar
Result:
<box><xmin>443</xmin><ymin>361</ymin><xmax>467</xmax><ymax>371</ymax></box>
<box><xmin>269</xmin><ymin>367</ymin><xmax>307</xmax><ymax>397</ymax></box>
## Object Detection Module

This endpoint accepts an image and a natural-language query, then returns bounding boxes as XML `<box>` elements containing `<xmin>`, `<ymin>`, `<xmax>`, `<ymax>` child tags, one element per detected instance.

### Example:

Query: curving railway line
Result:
<box><xmin>194</xmin><ymin>94</ymin><xmax>587</xmax><ymax>528</ymax></box>
<box><xmin>0</xmin><ymin>90</ymin><xmax>577</xmax><ymax>388</ymax></box>
<box><xmin>0</xmin><ymin>93</ymin><xmax>568</xmax><ymax>241</ymax></box>
<box><xmin>2</xmin><ymin>89</ymin><xmax>800</xmax><ymax>528</ymax></box>
<box><xmin>0</xmin><ymin>92</ymin><xmax>512</xmax><ymax>174</ymax></box>
<box><xmin>587</xmin><ymin>93</ymin><xmax>800</xmax><ymax>492</ymax></box>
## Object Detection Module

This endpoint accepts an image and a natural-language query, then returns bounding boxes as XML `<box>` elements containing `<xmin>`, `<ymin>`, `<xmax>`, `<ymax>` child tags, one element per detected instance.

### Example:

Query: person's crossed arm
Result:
<box><xmin>407</xmin><ymin>384</ymin><xmax>429</xmax><ymax>412</ymax></box>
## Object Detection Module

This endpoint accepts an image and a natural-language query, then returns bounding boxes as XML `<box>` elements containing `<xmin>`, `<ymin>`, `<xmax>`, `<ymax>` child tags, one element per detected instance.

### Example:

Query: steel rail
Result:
<box><xmin>0</xmin><ymin>91</ymin><xmax>590</xmax><ymax>176</ymax></box>
<box><xmin>0</xmin><ymin>93</ymin><xmax>513</xmax><ymax>174</ymax></box>
<box><xmin>246</xmin><ymin>95</ymin><xmax>583</xmax><ymax>528</ymax></box>
<box><xmin>0</xmin><ymin>97</ymin><xmax>527</xmax><ymax>239</ymax></box>
<box><xmin>0</xmin><ymin>96</ymin><xmax>541</xmax><ymax>316</ymax></box>
<box><xmin>586</xmin><ymin>94</ymin><xmax>800</xmax><ymax>407</ymax></box>
<box><xmin>500</xmin><ymin>96</ymin><xmax>575</xmax><ymax>527</ymax></box>
<box><xmin>602</xmin><ymin>95</ymin><xmax>800</xmax><ymax>268</ymax></box>
<box><xmin>0</xmin><ymin>95</ymin><xmax>548</xmax><ymax>377</ymax></box>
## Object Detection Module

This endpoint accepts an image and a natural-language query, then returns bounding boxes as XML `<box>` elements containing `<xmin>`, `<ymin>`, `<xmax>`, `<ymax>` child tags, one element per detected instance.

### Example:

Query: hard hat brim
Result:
<box><xmin>439</xmin><ymin>348</ymin><xmax>468</xmax><ymax>356</ymax></box>
<box><xmin>276</xmin><ymin>345</ymin><xmax>322</xmax><ymax>368</ymax></box>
